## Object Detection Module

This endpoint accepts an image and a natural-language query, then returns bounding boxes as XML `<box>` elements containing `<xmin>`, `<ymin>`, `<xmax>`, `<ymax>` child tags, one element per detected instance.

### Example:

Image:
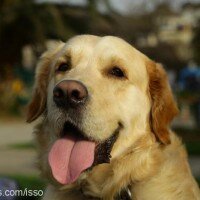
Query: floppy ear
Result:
<box><xmin>26</xmin><ymin>53</ymin><xmax>51</xmax><ymax>123</ymax></box>
<box><xmin>147</xmin><ymin>61</ymin><xmax>179</xmax><ymax>144</ymax></box>
<box><xmin>26</xmin><ymin>42</ymin><xmax>64</xmax><ymax>123</ymax></box>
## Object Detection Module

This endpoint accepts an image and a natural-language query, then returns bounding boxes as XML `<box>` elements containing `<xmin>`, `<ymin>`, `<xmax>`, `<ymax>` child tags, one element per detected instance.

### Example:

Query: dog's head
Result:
<box><xmin>27</xmin><ymin>35</ymin><xmax>178</xmax><ymax>185</ymax></box>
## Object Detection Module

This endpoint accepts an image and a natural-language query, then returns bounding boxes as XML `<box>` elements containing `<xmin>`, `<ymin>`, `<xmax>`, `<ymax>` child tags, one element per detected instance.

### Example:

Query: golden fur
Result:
<box><xmin>27</xmin><ymin>35</ymin><xmax>200</xmax><ymax>200</ymax></box>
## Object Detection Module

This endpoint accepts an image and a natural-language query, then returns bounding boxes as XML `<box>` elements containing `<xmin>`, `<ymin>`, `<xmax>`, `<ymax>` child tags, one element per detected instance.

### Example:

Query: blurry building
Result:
<box><xmin>156</xmin><ymin>4</ymin><xmax>200</xmax><ymax>61</ymax></box>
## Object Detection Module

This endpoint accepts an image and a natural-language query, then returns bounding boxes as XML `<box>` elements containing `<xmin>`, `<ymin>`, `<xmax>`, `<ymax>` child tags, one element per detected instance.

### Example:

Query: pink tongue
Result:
<box><xmin>48</xmin><ymin>135</ymin><xmax>95</xmax><ymax>185</ymax></box>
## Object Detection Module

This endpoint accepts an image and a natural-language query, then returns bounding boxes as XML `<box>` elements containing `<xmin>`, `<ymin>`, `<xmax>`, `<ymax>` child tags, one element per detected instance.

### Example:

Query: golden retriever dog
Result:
<box><xmin>27</xmin><ymin>35</ymin><xmax>200</xmax><ymax>200</ymax></box>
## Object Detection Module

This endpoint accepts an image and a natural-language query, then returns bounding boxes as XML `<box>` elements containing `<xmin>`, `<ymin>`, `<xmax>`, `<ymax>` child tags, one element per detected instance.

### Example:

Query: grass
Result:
<box><xmin>0</xmin><ymin>174</ymin><xmax>46</xmax><ymax>200</ymax></box>
<box><xmin>9</xmin><ymin>141</ymin><xmax>35</xmax><ymax>150</ymax></box>
<box><xmin>185</xmin><ymin>142</ymin><xmax>200</xmax><ymax>155</ymax></box>
<box><xmin>173</xmin><ymin>127</ymin><xmax>200</xmax><ymax>155</ymax></box>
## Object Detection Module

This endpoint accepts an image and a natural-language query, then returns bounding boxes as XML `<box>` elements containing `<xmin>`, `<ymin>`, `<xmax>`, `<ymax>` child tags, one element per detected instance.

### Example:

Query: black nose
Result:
<box><xmin>53</xmin><ymin>80</ymin><xmax>88</xmax><ymax>108</ymax></box>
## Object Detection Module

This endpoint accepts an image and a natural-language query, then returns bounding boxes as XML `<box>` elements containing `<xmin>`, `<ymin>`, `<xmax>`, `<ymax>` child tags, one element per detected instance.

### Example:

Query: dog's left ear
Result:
<box><xmin>26</xmin><ymin>52</ymin><xmax>51</xmax><ymax>123</ymax></box>
<box><xmin>26</xmin><ymin>42</ymin><xmax>64</xmax><ymax>123</ymax></box>
<box><xmin>147</xmin><ymin>61</ymin><xmax>179</xmax><ymax>144</ymax></box>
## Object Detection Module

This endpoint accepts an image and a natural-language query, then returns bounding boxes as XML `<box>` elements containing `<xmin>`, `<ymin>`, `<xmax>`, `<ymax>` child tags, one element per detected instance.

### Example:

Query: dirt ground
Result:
<box><xmin>0</xmin><ymin>119</ymin><xmax>199</xmax><ymax>178</ymax></box>
<box><xmin>0</xmin><ymin>118</ymin><xmax>39</xmax><ymax>176</ymax></box>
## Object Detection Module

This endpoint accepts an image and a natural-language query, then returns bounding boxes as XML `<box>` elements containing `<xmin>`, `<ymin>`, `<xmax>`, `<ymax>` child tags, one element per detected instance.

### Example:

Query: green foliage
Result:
<box><xmin>9</xmin><ymin>141</ymin><xmax>35</xmax><ymax>150</ymax></box>
<box><xmin>0</xmin><ymin>0</ymin><xmax>74</xmax><ymax>66</ymax></box>
<box><xmin>186</xmin><ymin>142</ymin><xmax>200</xmax><ymax>155</ymax></box>
<box><xmin>197</xmin><ymin>177</ymin><xmax>200</xmax><ymax>186</ymax></box>
<box><xmin>173</xmin><ymin>127</ymin><xmax>200</xmax><ymax>155</ymax></box>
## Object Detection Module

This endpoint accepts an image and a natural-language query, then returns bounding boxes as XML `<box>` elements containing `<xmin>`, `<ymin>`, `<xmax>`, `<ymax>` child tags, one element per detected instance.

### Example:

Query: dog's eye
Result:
<box><xmin>56</xmin><ymin>63</ymin><xmax>70</xmax><ymax>72</ymax></box>
<box><xmin>109</xmin><ymin>67</ymin><xmax>125</xmax><ymax>78</ymax></box>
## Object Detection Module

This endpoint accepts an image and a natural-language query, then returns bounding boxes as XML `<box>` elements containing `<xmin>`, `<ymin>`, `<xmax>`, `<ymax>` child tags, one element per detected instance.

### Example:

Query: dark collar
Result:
<box><xmin>116</xmin><ymin>187</ymin><xmax>132</xmax><ymax>200</ymax></box>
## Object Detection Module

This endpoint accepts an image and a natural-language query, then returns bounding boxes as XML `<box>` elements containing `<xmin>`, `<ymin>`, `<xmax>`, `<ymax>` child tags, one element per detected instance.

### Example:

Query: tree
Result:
<box><xmin>192</xmin><ymin>20</ymin><xmax>200</xmax><ymax>65</ymax></box>
<box><xmin>0</xmin><ymin>0</ymin><xmax>73</xmax><ymax>72</ymax></box>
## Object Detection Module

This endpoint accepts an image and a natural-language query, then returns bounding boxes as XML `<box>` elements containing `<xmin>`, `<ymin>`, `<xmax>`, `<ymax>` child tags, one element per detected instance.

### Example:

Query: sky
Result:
<box><xmin>36</xmin><ymin>0</ymin><xmax>200</xmax><ymax>14</ymax></box>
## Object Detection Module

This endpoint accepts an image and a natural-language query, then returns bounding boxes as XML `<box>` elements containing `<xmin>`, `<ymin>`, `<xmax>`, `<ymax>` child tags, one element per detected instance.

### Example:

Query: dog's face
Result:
<box><xmin>27</xmin><ymin>35</ymin><xmax>178</xmax><ymax>185</ymax></box>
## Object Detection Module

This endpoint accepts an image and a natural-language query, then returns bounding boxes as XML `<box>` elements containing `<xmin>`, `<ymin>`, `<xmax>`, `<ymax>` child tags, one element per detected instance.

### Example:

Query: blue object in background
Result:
<box><xmin>178</xmin><ymin>61</ymin><xmax>200</xmax><ymax>128</ymax></box>
<box><xmin>179</xmin><ymin>61</ymin><xmax>200</xmax><ymax>92</ymax></box>
<box><xmin>0</xmin><ymin>177</ymin><xmax>19</xmax><ymax>200</ymax></box>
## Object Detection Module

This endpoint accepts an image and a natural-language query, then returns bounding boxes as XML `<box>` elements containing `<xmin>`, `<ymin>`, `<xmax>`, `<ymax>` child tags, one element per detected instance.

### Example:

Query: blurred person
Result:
<box><xmin>178</xmin><ymin>60</ymin><xmax>200</xmax><ymax>128</ymax></box>
<box><xmin>179</xmin><ymin>60</ymin><xmax>200</xmax><ymax>91</ymax></box>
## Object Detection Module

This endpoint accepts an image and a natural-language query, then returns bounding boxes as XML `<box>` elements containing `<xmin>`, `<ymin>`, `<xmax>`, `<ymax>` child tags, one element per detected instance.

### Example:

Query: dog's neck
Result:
<box><xmin>116</xmin><ymin>133</ymin><xmax>199</xmax><ymax>200</ymax></box>
<box><xmin>80</xmin><ymin>132</ymin><xmax>161</xmax><ymax>199</ymax></box>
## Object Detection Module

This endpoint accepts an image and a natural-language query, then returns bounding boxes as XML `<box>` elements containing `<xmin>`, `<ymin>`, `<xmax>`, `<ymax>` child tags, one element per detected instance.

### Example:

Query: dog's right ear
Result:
<box><xmin>147</xmin><ymin>61</ymin><xmax>179</xmax><ymax>145</ymax></box>
<box><xmin>26</xmin><ymin>42</ymin><xmax>64</xmax><ymax>123</ymax></box>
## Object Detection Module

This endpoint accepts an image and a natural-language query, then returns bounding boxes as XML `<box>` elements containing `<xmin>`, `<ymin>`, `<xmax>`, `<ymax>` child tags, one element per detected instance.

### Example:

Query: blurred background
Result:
<box><xmin>0</xmin><ymin>0</ymin><xmax>200</xmax><ymax>199</ymax></box>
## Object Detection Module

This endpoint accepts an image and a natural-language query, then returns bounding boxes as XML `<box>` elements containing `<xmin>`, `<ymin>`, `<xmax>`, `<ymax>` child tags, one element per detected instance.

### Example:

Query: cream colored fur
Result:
<box><xmin>27</xmin><ymin>35</ymin><xmax>200</xmax><ymax>200</ymax></box>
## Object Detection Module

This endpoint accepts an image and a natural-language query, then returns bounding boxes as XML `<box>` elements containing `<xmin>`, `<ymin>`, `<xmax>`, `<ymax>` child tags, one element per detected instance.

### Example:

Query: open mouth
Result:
<box><xmin>48</xmin><ymin>121</ymin><xmax>122</xmax><ymax>185</ymax></box>
<box><xmin>60</xmin><ymin>121</ymin><xmax>88</xmax><ymax>139</ymax></box>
